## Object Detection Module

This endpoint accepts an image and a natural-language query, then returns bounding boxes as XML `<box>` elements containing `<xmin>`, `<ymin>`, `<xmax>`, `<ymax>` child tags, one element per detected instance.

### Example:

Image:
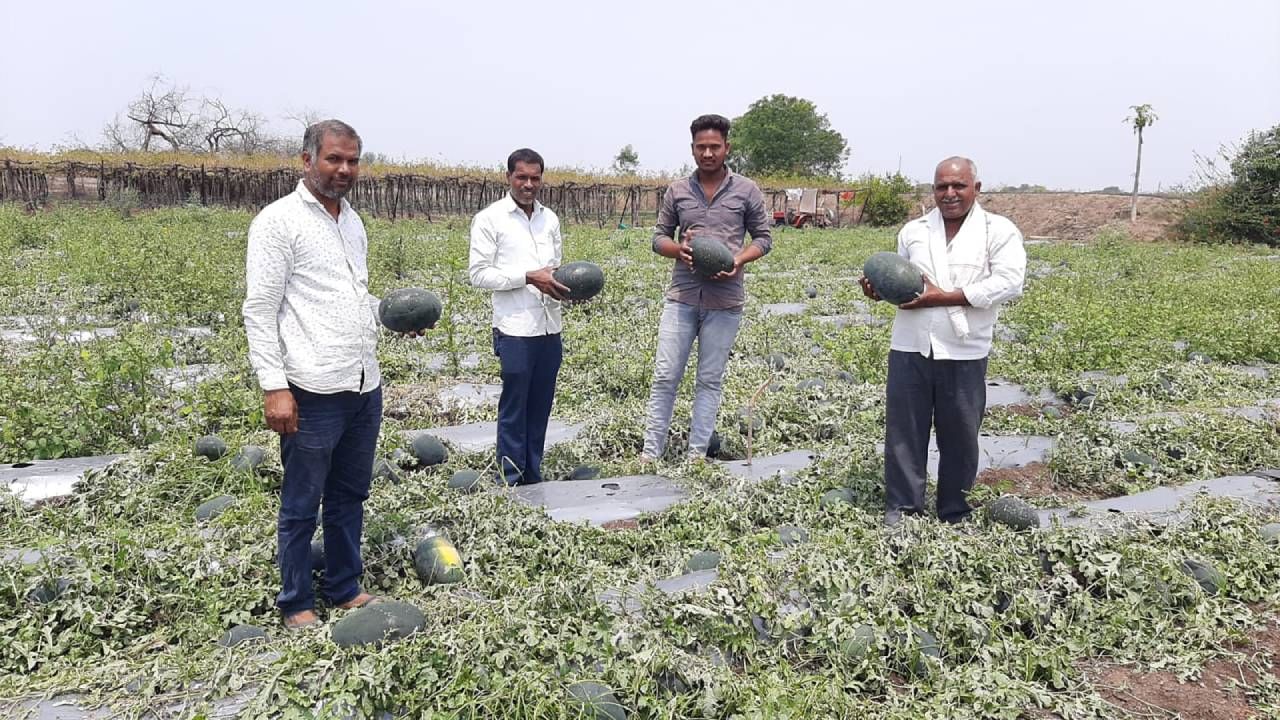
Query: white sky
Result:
<box><xmin>1</xmin><ymin>0</ymin><xmax>1277</xmax><ymax>190</ymax></box>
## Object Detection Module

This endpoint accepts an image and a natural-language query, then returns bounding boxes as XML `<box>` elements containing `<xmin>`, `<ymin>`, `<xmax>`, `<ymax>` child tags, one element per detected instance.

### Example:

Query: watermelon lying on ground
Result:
<box><xmin>331</xmin><ymin>601</ymin><xmax>425</xmax><ymax>648</ymax></box>
<box><xmin>553</xmin><ymin>261</ymin><xmax>606</xmax><ymax>301</ymax></box>
<box><xmin>862</xmin><ymin>252</ymin><xmax>924</xmax><ymax>305</ymax></box>
<box><xmin>194</xmin><ymin>435</ymin><xmax>228</xmax><ymax>461</ymax></box>
<box><xmin>414</xmin><ymin>536</ymin><xmax>464</xmax><ymax>585</ymax></box>
<box><xmin>410</xmin><ymin>434</ymin><xmax>448</xmax><ymax>467</ymax></box>
<box><xmin>378</xmin><ymin>288</ymin><xmax>442</xmax><ymax>333</ymax></box>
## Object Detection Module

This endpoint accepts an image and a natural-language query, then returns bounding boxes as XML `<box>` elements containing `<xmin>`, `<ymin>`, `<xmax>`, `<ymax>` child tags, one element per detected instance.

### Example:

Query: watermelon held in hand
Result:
<box><xmin>553</xmin><ymin>261</ymin><xmax>606</xmax><ymax>301</ymax></box>
<box><xmin>378</xmin><ymin>288</ymin><xmax>442</xmax><ymax>333</ymax></box>
<box><xmin>689</xmin><ymin>237</ymin><xmax>735</xmax><ymax>277</ymax></box>
<box><xmin>862</xmin><ymin>252</ymin><xmax>924</xmax><ymax>305</ymax></box>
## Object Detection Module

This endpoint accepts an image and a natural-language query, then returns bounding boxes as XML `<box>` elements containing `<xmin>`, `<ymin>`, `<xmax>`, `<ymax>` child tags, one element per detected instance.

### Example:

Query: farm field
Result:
<box><xmin>1</xmin><ymin>203</ymin><xmax>1279</xmax><ymax>718</ymax></box>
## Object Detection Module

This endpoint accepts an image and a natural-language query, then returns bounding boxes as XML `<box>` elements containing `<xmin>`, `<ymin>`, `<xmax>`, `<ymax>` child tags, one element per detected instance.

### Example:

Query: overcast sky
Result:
<box><xmin>2</xmin><ymin>0</ymin><xmax>1277</xmax><ymax>190</ymax></box>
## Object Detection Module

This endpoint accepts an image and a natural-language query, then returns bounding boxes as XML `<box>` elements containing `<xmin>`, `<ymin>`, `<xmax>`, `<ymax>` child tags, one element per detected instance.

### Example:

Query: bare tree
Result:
<box><xmin>1125</xmin><ymin>104</ymin><xmax>1158</xmax><ymax>222</ymax></box>
<box><xmin>124</xmin><ymin>76</ymin><xmax>197</xmax><ymax>151</ymax></box>
<box><xmin>201</xmin><ymin>99</ymin><xmax>271</xmax><ymax>153</ymax></box>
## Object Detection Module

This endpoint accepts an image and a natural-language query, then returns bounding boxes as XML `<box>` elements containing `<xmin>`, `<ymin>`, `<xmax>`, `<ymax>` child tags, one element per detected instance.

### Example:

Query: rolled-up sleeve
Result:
<box><xmin>744</xmin><ymin>185</ymin><xmax>773</xmax><ymax>255</ymax></box>
<box><xmin>651</xmin><ymin>188</ymin><xmax>678</xmax><ymax>253</ymax></box>
<box><xmin>242</xmin><ymin>214</ymin><xmax>292</xmax><ymax>391</ymax></box>
<box><xmin>469</xmin><ymin>213</ymin><xmax>526</xmax><ymax>290</ymax></box>
<box><xmin>962</xmin><ymin>224</ymin><xmax>1026</xmax><ymax>309</ymax></box>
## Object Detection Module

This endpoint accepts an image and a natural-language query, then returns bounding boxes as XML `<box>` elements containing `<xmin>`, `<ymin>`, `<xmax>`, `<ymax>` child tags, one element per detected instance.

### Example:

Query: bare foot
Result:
<box><xmin>336</xmin><ymin>592</ymin><xmax>380</xmax><ymax>610</ymax></box>
<box><xmin>283</xmin><ymin>609</ymin><xmax>320</xmax><ymax>629</ymax></box>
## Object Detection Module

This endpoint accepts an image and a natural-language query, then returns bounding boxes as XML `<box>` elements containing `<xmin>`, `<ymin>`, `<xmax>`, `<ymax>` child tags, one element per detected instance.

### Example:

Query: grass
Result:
<box><xmin>0</xmin><ymin>203</ymin><xmax>1278</xmax><ymax>718</ymax></box>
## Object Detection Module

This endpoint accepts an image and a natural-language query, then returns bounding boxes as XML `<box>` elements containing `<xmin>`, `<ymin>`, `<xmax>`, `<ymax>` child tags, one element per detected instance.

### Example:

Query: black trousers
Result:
<box><xmin>884</xmin><ymin>349</ymin><xmax>988</xmax><ymax>522</ymax></box>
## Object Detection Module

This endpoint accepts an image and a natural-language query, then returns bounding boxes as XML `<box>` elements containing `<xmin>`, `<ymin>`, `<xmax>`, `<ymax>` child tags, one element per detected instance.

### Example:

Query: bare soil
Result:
<box><xmin>909</xmin><ymin>192</ymin><xmax>1187</xmax><ymax>242</ymax></box>
<box><xmin>1087</xmin><ymin>617</ymin><xmax>1280</xmax><ymax>719</ymax></box>
<box><xmin>977</xmin><ymin>462</ymin><xmax>1093</xmax><ymax>503</ymax></box>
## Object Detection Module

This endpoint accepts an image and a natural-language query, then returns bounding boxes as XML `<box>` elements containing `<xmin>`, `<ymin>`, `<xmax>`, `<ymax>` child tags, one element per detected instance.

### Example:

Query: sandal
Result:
<box><xmin>282</xmin><ymin>609</ymin><xmax>321</xmax><ymax>630</ymax></box>
<box><xmin>336</xmin><ymin>592</ymin><xmax>382</xmax><ymax>610</ymax></box>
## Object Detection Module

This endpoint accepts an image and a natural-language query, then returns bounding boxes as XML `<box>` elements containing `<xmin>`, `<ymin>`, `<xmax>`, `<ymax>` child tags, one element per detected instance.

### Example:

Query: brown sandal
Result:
<box><xmin>336</xmin><ymin>592</ymin><xmax>382</xmax><ymax>610</ymax></box>
<box><xmin>283</xmin><ymin>609</ymin><xmax>321</xmax><ymax>630</ymax></box>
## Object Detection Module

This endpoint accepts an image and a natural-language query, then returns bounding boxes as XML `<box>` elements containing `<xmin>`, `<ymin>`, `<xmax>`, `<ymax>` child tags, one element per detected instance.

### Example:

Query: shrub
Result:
<box><xmin>854</xmin><ymin>172</ymin><xmax>915</xmax><ymax>227</ymax></box>
<box><xmin>1176</xmin><ymin>124</ymin><xmax>1280</xmax><ymax>246</ymax></box>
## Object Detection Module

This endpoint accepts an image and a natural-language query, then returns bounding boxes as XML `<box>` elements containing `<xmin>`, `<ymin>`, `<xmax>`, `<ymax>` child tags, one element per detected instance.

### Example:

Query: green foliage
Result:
<box><xmin>1176</xmin><ymin>124</ymin><xmax>1280</xmax><ymax>246</ymax></box>
<box><xmin>611</xmin><ymin>144</ymin><xmax>639</xmax><ymax>175</ymax></box>
<box><xmin>854</xmin><ymin>172</ymin><xmax>915</xmax><ymax>227</ymax></box>
<box><xmin>730</xmin><ymin>95</ymin><xmax>849</xmax><ymax>179</ymax></box>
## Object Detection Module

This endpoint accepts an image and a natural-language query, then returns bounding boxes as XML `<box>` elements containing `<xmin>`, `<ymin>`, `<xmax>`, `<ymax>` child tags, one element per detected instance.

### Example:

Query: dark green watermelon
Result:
<box><xmin>553</xmin><ymin>261</ymin><xmax>606</xmax><ymax>301</ymax></box>
<box><xmin>567</xmin><ymin>465</ymin><xmax>601</xmax><ymax>482</ymax></box>
<box><xmin>689</xmin><ymin>237</ymin><xmax>735</xmax><ymax>277</ymax></box>
<box><xmin>378</xmin><ymin>288</ymin><xmax>442</xmax><ymax>333</ymax></box>
<box><xmin>906</xmin><ymin>628</ymin><xmax>942</xmax><ymax>677</ymax></box>
<box><xmin>566</xmin><ymin>681</ymin><xmax>627</xmax><ymax>720</ymax></box>
<box><xmin>414</xmin><ymin>536</ymin><xmax>464</xmax><ymax>585</ymax></box>
<box><xmin>685</xmin><ymin>550</ymin><xmax>722</xmax><ymax>572</ymax></box>
<box><xmin>736</xmin><ymin>408</ymin><xmax>763</xmax><ymax>435</ymax></box>
<box><xmin>194</xmin><ymin>435</ymin><xmax>228</xmax><ymax>461</ymax></box>
<box><xmin>985</xmin><ymin>495</ymin><xmax>1040</xmax><ymax>530</ymax></box>
<box><xmin>836</xmin><ymin>623</ymin><xmax>876</xmax><ymax>662</ymax></box>
<box><xmin>230</xmin><ymin>445</ymin><xmax>266</xmax><ymax>473</ymax></box>
<box><xmin>447</xmin><ymin>470</ymin><xmax>483</xmax><ymax>493</ymax></box>
<box><xmin>765</xmin><ymin>352</ymin><xmax>787</xmax><ymax>371</ymax></box>
<box><xmin>27</xmin><ymin>577</ymin><xmax>71</xmax><ymax>604</ymax></box>
<box><xmin>820</xmin><ymin>488</ymin><xmax>856</xmax><ymax>509</ymax></box>
<box><xmin>409</xmin><ymin>434</ymin><xmax>448</xmax><ymax>467</ymax></box>
<box><xmin>331</xmin><ymin>601</ymin><xmax>426</xmax><ymax>648</ymax></box>
<box><xmin>310</xmin><ymin>538</ymin><xmax>326</xmax><ymax>572</ymax></box>
<box><xmin>372</xmin><ymin>458</ymin><xmax>401</xmax><ymax>484</ymax></box>
<box><xmin>777</xmin><ymin>525</ymin><xmax>809</xmax><ymax>546</ymax></box>
<box><xmin>705</xmin><ymin>431</ymin><xmax>722</xmax><ymax>458</ymax></box>
<box><xmin>195</xmin><ymin>494</ymin><xmax>236</xmax><ymax>521</ymax></box>
<box><xmin>862</xmin><ymin>252</ymin><xmax>923</xmax><ymax>305</ymax></box>
<box><xmin>217</xmin><ymin>624</ymin><xmax>268</xmax><ymax>648</ymax></box>
<box><xmin>1180</xmin><ymin>558</ymin><xmax>1224</xmax><ymax>596</ymax></box>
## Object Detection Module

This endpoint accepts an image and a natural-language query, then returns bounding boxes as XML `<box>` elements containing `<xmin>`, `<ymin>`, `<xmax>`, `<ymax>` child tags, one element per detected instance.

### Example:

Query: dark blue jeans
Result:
<box><xmin>276</xmin><ymin>384</ymin><xmax>382</xmax><ymax>614</ymax></box>
<box><xmin>493</xmin><ymin>330</ymin><xmax>562</xmax><ymax>485</ymax></box>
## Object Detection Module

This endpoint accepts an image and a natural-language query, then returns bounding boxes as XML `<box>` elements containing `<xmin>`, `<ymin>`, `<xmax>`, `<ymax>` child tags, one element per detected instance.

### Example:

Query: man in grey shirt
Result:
<box><xmin>641</xmin><ymin>113</ymin><xmax>773</xmax><ymax>462</ymax></box>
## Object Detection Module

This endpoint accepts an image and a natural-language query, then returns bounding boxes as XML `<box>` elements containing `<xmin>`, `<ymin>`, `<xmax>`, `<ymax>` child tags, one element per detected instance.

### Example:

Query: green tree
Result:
<box><xmin>730</xmin><ymin>95</ymin><xmax>849</xmax><ymax>179</ymax></box>
<box><xmin>1176</xmin><ymin>124</ymin><xmax>1280</xmax><ymax>246</ymax></box>
<box><xmin>1125</xmin><ymin>104</ymin><xmax>1158</xmax><ymax>222</ymax></box>
<box><xmin>611</xmin><ymin>144</ymin><xmax>639</xmax><ymax>175</ymax></box>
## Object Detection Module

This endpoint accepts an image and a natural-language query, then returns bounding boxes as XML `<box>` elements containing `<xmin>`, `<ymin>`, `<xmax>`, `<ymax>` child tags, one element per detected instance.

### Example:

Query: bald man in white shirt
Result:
<box><xmin>469</xmin><ymin>148</ymin><xmax>570</xmax><ymax>486</ymax></box>
<box><xmin>861</xmin><ymin>157</ymin><xmax>1026</xmax><ymax>526</ymax></box>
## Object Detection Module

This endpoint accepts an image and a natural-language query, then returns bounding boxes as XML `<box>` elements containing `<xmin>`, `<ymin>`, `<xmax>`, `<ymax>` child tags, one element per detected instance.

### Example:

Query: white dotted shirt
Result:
<box><xmin>243</xmin><ymin>181</ymin><xmax>381</xmax><ymax>394</ymax></box>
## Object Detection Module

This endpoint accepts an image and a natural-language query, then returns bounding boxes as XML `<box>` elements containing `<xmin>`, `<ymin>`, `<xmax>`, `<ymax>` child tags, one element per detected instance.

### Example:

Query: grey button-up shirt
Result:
<box><xmin>653</xmin><ymin>171</ymin><xmax>773</xmax><ymax>310</ymax></box>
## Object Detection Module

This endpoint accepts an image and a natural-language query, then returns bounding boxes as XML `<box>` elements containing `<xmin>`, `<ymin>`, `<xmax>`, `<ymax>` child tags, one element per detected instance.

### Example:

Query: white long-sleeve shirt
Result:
<box><xmin>889</xmin><ymin>204</ymin><xmax>1026</xmax><ymax>360</ymax></box>
<box><xmin>468</xmin><ymin>194</ymin><xmax>563</xmax><ymax>337</ymax></box>
<box><xmin>242</xmin><ymin>181</ymin><xmax>381</xmax><ymax>394</ymax></box>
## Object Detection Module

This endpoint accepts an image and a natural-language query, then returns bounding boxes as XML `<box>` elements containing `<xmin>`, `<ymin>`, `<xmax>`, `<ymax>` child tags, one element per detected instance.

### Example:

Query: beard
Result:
<box><xmin>308</xmin><ymin>172</ymin><xmax>354</xmax><ymax>200</ymax></box>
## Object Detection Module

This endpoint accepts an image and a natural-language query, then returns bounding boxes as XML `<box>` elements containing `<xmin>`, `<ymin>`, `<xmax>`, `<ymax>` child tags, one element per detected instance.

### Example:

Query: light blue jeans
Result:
<box><xmin>643</xmin><ymin>299</ymin><xmax>743</xmax><ymax>458</ymax></box>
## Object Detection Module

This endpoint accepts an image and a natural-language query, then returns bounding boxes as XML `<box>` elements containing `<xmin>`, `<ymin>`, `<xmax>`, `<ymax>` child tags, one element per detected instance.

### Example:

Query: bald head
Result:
<box><xmin>935</xmin><ymin>156</ymin><xmax>978</xmax><ymax>183</ymax></box>
<box><xmin>933</xmin><ymin>156</ymin><xmax>981</xmax><ymax>222</ymax></box>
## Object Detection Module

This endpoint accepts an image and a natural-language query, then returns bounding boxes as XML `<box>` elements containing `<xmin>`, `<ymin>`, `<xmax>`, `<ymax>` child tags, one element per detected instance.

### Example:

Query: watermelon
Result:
<box><xmin>805</xmin><ymin>286</ymin><xmax>818</xmax><ymax>299</ymax></box>
<box><xmin>1116</xmin><ymin>449</ymin><xmax>1158</xmax><ymax>470</ymax></box>
<box><xmin>27</xmin><ymin>577</ymin><xmax>71</xmax><ymax>604</ymax></box>
<box><xmin>447</xmin><ymin>470</ymin><xmax>484</xmax><ymax>493</ymax></box>
<box><xmin>862</xmin><ymin>252</ymin><xmax>923</xmax><ymax>305</ymax></box>
<box><xmin>409</xmin><ymin>434</ymin><xmax>448</xmax><ymax>467</ymax></box>
<box><xmin>194</xmin><ymin>435</ymin><xmax>228</xmax><ymax>461</ymax></box>
<box><xmin>378</xmin><ymin>288</ymin><xmax>442</xmax><ymax>333</ymax></box>
<box><xmin>685</xmin><ymin>550</ymin><xmax>721</xmax><ymax>572</ymax></box>
<box><xmin>705</xmin><ymin>431</ymin><xmax>722</xmax><ymax>458</ymax></box>
<box><xmin>310</xmin><ymin>538</ymin><xmax>326</xmax><ymax>572</ymax></box>
<box><xmin>777</xmin><ymin>526</ymin><xmax>809</xmax><ymax>546</ymax></box>
<box><xmin>565</xmin><ymin>681</ymin><xmax>627</xmax><ymax>720</ymax></box>
<box><xmin>765</xmin><ymin>352</ymin><xmax>787</xmax><ymax>371</ymax></box>
<box><xmin>689</xmin><ymin>236</ymin><xmax>735</xmax><ymax>277</ymax></box>
<box><xmin>553</xmin><ymin>262</ymin><xmax>606</xmax><ymax>301</ymax></box>
<box><xmin>230</xmin><ymin>445</ymin><xmax>266</xmax><ymax>473</ymax></box>
<box><xmin>836</xmin><ymin>623</ymin><xmax>876</xmax><ymax>662</ymax></box>
<box><xmin>985</xmin><ymin>495</ymin><xmax>1040</xmax><ymax>530</ymax></box>
<box><xmin>1180</xmin><ymin>558</ymin><xmax>1224</xmax><ymax>596</ymax></box>
<box><xmin>414</xmin><ymin>536</ymin><xmax>464</xmax><ymax>585</ymax></box>
<box><xmin>331</xmin><ymin>601</ymin><xmax>425</xmax><ymax>648</ymax></box>
<box><xmin>567</xmin><ymin>465</ymin><xmax>601</xmax><ymax>482</ymax></box>
<box><xmin>905</xmin><ymin>628</ymin><xmax>942</xmax><ymax>677</ymax></box>
<box><xmin>195</xmin><ymin>494</ymin><xmax>236</xmax><ymax>521</ymax></box>
<box><xmin>1261</xmin><ymin>523</ymin><xmax>1280</xmax><ymax>543</ymax></box>
<box><xmin>372</xmin><ymin>458</ymin><xmax>401</xmax><ymax>484</ymax></box>
<box><xmin>820</xmin><ymin>488</ymin><xmax>856</xmax><ymax>510</ymax></box>
<box><xmin>797</xmin><ymin>378</ymin><xmax>826</xmax><ymax>392</ymax></box>
<box><xmin>736</xmin><ymin>408</ymin><xmax>763</xmax><ymax>435</ymax></box>
<box><xmin>217</xmin><ymin>624</ymin><xmax>268</xmax><ymax>648</ymax></box>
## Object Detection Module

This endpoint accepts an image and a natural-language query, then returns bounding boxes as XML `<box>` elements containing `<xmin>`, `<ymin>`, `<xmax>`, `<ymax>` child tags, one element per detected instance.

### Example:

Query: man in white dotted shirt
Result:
<box><xmin>243</xmin><ymin>120</ymin><xmax>388</xmax><ymax>629</ymax></box>
<box><xmin>469</xmin><ymin>148</ymin><xmax>570</xmax><ymax>486</ymax></box>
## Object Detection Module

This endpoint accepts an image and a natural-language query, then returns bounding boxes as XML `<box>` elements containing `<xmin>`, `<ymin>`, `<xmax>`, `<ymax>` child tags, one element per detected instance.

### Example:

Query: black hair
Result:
<box><xmin>690</xmin><ymin>114</ymin><xmax>731</xmax><ymax>140</ymax></box>
<box><xmin>302</xmin><ymin>119</ymin><xmax>362</xmax><ymax>157</ymax></box>
<box><xmin>507</xmin><ymin>148</ymin><xmax>545</xmax><ymax>173</ymax></box>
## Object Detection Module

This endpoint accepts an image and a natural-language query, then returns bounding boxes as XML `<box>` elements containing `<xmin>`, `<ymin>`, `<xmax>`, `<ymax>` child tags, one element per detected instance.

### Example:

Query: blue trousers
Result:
<box><xmin>493</xmin><ymin>330</ymin><xmax>562</xmax><ymax>485</ymax></box>
<box><xmin>276</xmin><ymin>384</ymin><xmax>382</xmax><ymax>614</ymax></box>
<box><xmin>884</xmin><ymin>350</ymin><xmax>987</xmax><ymax>523</ymax></box>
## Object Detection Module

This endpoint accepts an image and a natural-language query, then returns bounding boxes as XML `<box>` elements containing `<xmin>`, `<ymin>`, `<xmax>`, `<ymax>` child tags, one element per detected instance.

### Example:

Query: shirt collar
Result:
<box><xmin>687</xmin><ymin>169</ymin><xmax>735</xmax><ymax>201</ymax></box>
<box><xmin>295</xmin><ymin>179</ymin><xmax>351</xmax><ymax>216</ymax></box>
<box><xmin>501</xmin><ymin>192</ymin><xmax>543</xmax><ymax>217</ymax></box>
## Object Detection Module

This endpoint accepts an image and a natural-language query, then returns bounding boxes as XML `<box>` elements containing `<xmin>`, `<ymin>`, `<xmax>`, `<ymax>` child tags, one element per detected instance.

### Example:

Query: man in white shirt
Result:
<box><xmin>860</xmin><ymin>157</ymin><xmax>1026</xmax><ymax>525</ymax></box>
<box><xmin>469</xmin><ymin>149</ymin><xmax>569</xmax><ymax>486</ymax></box>
<box><xmin>243</xmin><ymin>120</ymin><xmax>391</xmax><ymax>629</ymax></box>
